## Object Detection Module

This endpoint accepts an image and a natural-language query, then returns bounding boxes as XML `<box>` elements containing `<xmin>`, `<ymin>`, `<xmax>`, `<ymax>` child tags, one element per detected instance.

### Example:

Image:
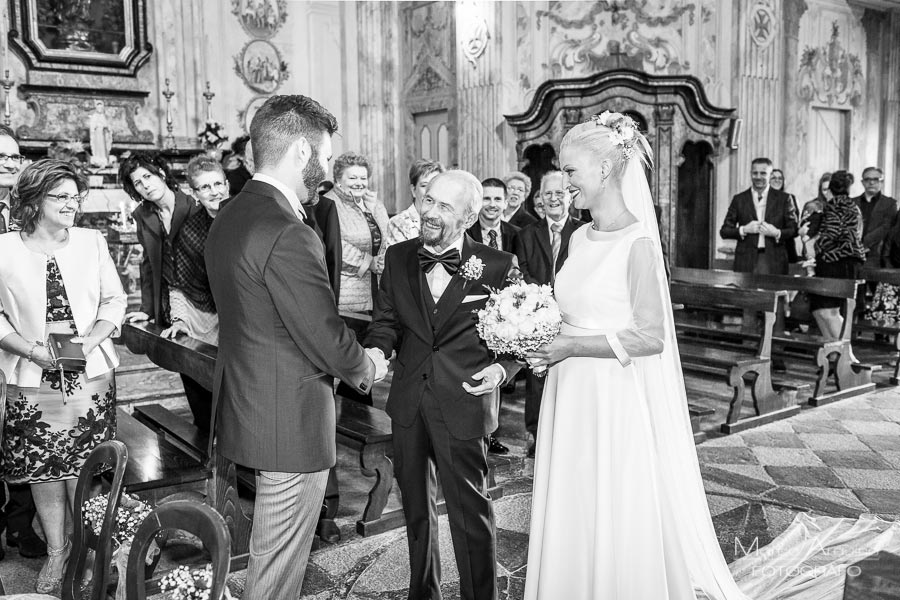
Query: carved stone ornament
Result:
<box><xmin>748</xmin><ymin>1</ymin><xmax>777</xmax><ymax>49</ymax></box>
<box><xmin>231</xmin><ymin>0</ymin><xmax>288</xmax><ymax>39</ymax></box>
<box><xmin>461</xmin><ymin>15</ymin><xmax>490</xmax><ymax>67</ymax></box>
<box><xmin>410</xmin><ymin>66</ymin><xmax>447</xmax><ymax>96</ymax></box>
<box><xmin>536</xmin><ymin>1</ymin><xmax>694</xmax><ymax>75</ymax></box>
<box><xmin>233</xmin><ymin>39</ymin><xmax>290</xmax><ymax>94</ymax></box>
<box><xmin>798</xmin><ymin>22</ymin><xmax>864</xmax><ymax>108</ymax></box>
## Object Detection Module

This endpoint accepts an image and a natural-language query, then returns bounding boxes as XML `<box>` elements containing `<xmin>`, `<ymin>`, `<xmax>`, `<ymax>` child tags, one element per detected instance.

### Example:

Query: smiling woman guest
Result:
<box><xmin>159</xmin><ymin>154</ymin><xmax>227</xmax><ymax>346</ymax></box>
<box><xmin>323</xmin><ymin>151</ymin><xmax>389</xmax><ymax>313</ymax></box>
<box><xmin>0</xmin><ymin>159</ymin><xmax>126</xmax><ymax>594</ymax></box>
<box><xmin>118</xmin><ymin>153</ymin><xmax>212</xmax><ymax>431</ymax></box>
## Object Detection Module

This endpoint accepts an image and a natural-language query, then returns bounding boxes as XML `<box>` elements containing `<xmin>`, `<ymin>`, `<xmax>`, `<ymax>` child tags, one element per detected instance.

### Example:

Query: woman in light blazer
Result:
<box><xmin>0</xmin><ymin>160</ymin><xmax>126</xmax><ymax>594</ymax></box>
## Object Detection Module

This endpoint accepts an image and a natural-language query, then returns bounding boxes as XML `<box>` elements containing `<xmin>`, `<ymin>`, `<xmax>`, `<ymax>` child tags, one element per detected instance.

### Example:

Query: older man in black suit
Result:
<box><xmin>206</xmin><ymin>95</ymin><xmax>387</xmax><ymax>600</ymax></box>
<box><xmin>366</xmin><ymin>170</ymin><xmax>517</xmax><ymax>600</ymax></box>
<box><xmin>720</xmin><ymin>157</ymin><xmax>798</xmax><ymax>274</ymax></box>
<box><xmin>513</xmin><ymin>170</ymin><xmax>582</xmax><ymax>456</ymax></box>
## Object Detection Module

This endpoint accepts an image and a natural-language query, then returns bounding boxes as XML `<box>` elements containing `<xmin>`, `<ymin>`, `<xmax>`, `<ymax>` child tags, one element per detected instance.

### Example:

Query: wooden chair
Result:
<box><xmin>125</xmin><ymin>500</ymin><xmax>231</xmax><ymax>600</ymax></box>
<box><xmin>62</xmin><ymin>440</ymin><xmax>129</xmax><ymax>600</ymax></box>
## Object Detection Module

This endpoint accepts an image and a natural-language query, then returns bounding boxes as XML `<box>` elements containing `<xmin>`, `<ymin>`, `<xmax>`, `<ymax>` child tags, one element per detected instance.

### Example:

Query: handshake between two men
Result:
<box><xmin>362</xmin><ymin>346</ymin><xmax>506</xmax><ymax>397</ymax></box>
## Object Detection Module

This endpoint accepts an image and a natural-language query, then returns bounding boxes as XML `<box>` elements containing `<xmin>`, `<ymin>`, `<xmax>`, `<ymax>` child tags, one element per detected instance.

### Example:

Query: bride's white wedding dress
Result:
<box><xmin>524</xmin><ymin>157</ymin><xmax>900</xmax><ymax>600</ymax></box>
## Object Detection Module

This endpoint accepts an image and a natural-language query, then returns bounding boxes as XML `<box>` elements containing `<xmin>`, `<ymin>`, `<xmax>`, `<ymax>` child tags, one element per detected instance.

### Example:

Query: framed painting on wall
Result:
<box><xmin>233</xmin><ymin>39</ymin><xmax>289</xmax><ymax>95</ymax></box>
<box><xmin>8</xmin><ymin>0</ymin><xmax>152</xmax><ymax>76</ymax></box>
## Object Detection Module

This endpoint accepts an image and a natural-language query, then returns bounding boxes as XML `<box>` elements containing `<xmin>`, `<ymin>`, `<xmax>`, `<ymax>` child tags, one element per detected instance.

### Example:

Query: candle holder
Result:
<box><xmin>1</xmin><ymin>71</ymin><xmax>15</xmax><ymax>126</ymax></box>
<box><xmin>161</xmin><ymin>78</ymin><xmax>176</xmax><ymax>149</ymax></box>
<box><xmin>202</xmin><ymin>81</ymin><xmax>215</xmax><ymax>122</ymax></box>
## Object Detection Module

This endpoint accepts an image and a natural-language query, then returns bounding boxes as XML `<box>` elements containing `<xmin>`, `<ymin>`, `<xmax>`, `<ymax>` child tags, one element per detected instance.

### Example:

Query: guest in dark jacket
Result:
<box><xmin>854</xmin><ymin>166</ymin><xmax>897</xmax><ymax>268</ymax></box>
<box><xmin>719</xmin><ymin>157</ymin><xmax>797</xmax><ymax>274</ymax></box>
<box><xmin>512</xmin><ymin>170</ymin><xmax>582</xmax><ymax>456</ymax></box>
<box><xmin>467</xmin><ymin>177</ymin><xmax>520</xmax><ymax>253</ymax></box>
<box><xmin>770</xmin><ymin>168</ymin><xmax>801</xmax><ymax>264</ymax></box>
<box><xmin>812</xmin><ymin>170</ymin><xmax>865</xmax><ymax>343</ymax></box>
<box><xmin>120</xmin><ymin>153</ymin><xmax>212</xmax><ymax>431</ymax></box>
<box><xmin>223</xmin><ymin>134</ymin><xmax>252</xmax><ymax>196</ymax></box>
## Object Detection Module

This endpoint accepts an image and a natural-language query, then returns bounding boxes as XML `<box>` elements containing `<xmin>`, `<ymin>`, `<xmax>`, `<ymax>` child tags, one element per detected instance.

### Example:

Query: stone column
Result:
<box><xmin>357</xmin><ymin>1</ymin><xmax>403</xmax><ymax>213</ymax></box>
<box><xmin>781</xmin><ymin>0</ymin><xmax>808</xmax><ymax>189</ymax></box>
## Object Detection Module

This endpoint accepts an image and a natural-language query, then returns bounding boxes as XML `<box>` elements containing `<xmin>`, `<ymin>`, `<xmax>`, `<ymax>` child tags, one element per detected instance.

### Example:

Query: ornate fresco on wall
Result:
<box><xmin>233</xmin><ymin>39</ymin><xmax>289</xmax><ymax>94</ymax></box>
<box><xmin>798</xmin><ymin>22</ymin><xmax>863</xmax><ymax>108</ymax></box>
<box><xmin>237</xmin><ymin>95</ymin><xmax>269</xmax><ymax>133</ymax></box>
<box><xmin>15</xmin><ymin>85</ymin><xmax>154</xmax><ymax>146</ymax></box>
<box><xmin>535</xmin><ymin>1</ymin><xmax>694</xmax><ymax>77</ymax></box>
<box><xmin>231</xmin><ymin>0</ymin><xmax>288</xmax><ymax>39</ymax></box>
<box><xmin>402</xmin><ymin>2</ymin><xmax>455</xmax><ymax>108</ymax></box>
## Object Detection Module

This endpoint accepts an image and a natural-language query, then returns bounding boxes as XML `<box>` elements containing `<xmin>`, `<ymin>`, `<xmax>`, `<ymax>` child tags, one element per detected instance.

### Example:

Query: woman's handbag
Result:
<box><xmin>47</xmin><ymin>333</ymin><xmax>86</xmax><ymax>404</ymax></box>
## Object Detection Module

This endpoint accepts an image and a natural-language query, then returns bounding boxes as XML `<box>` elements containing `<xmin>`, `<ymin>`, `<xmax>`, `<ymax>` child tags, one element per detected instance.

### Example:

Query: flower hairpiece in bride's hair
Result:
<box><xmin>590</xmin><ymin>111</ymin><xmax>638</xmax><ymax>161</ymax></box>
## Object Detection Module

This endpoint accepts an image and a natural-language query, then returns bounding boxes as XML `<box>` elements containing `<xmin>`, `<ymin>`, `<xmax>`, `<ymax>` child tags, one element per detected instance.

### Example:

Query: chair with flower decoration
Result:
<box><xmin>62</xmin><ymin>439</ymin><xmax>129</xmax><ymax>600</ymax></box>
<box><xmin>125</xmin><ymin>499</ymin><xmax>231</xmax><ymax>600</ymax></box>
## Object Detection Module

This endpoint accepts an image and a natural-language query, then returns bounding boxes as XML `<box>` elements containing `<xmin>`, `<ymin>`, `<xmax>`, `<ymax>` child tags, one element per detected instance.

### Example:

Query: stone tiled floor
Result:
<box><xmin>2</xmin><ymin>355</ymin><xmax>900</xmax><ymax>598</ymax></box>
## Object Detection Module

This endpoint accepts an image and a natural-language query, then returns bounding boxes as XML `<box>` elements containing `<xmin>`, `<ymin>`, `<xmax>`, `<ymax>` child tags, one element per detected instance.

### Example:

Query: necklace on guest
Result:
<box><xmin>592</xmin><ymin>208</ymin><xmax>629</xmax><ymax>231</ymax></box>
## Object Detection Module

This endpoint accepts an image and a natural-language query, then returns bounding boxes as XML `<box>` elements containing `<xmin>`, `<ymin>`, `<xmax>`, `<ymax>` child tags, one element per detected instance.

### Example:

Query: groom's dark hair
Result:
<box><xmin>250</xmin><ymin>95</ymin><xmax>338</xmax><ymax>170</ymax></box>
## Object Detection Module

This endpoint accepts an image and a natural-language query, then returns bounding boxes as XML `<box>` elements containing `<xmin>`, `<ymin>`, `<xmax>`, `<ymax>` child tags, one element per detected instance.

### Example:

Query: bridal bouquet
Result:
<box><xmin>475</xmin><ymin>281</ymin><xmax>562</xmax><ymax>375</ymax></box>
<box><xmin>160</xmin><ymin>564</ymin><xmax>234</xmax><ymax>600</ymax></box>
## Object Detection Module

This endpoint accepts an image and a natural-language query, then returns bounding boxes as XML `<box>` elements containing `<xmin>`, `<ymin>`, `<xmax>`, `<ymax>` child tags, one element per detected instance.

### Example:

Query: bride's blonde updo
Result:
<box><xmin>560</xmin><ymin>111</ymin><xmax>652</xmax><ymax>182</ymax></box>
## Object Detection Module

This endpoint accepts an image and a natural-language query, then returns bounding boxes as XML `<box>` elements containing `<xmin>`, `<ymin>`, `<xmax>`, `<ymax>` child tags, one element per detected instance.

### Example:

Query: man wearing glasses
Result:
<box><xmin>0</xmin><ymin>124</ymin><xmax>49</xmax><ymax>562</ymax></box>
<box><xmin>512</xmin><ymin>170</ymin><xmax>583</xmax><ymax>457</ymax></box>
<box><xmin>855</xmin><ymin>167</ymin><xmax>897</xmax><ymax>269</ymax></box>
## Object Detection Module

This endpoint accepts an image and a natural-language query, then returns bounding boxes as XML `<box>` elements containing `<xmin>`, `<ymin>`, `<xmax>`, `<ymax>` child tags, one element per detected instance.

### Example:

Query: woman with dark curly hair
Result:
<box><xmin>811</xmin><ymin>170</ymin><xmax>865</xmax><ymax>341</ymax></box>
<box><xmin>0</xmin><ymin>159</ymin><xmax>126</xmax><ymax>594</ymax></box>
<box><xmin>118</xmin><ymin>153</ymin><xmax>212</xmax><ymax>430</ymax></box>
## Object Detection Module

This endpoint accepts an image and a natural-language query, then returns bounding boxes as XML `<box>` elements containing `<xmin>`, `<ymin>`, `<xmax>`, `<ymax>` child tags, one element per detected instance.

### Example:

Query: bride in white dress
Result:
<box><xmin>523</xmin><ymin>112</ymin><xmax>751</xmax><ymax>600</ymax></box>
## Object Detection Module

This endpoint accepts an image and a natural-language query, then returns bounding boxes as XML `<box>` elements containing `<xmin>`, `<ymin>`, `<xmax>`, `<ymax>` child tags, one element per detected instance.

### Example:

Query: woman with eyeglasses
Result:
<box><xmin>0</xmin><ymin>159</ymin><xmax>126</xmax><ymax>594</ymax></box>
<box><xmin>158</xmin><ymin>153</ymin><xmax>226</xmax><ymax>346</ymax></box>
<box><xmin>118</xmin><ymin>153</ymin><xmax>212</xmax><ymax>432</ymax></box>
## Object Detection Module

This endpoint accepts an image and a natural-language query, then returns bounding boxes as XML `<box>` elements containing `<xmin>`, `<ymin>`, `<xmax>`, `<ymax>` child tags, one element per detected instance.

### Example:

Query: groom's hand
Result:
<box><xmin>365</xmin><ymin>347</ymin><xmax>389</xmax><ymax>382</ymax></box>
<box><xmin>463</xmin><ymin>364</ymin><xmax>505</xmax><ymax>396</ymax></box>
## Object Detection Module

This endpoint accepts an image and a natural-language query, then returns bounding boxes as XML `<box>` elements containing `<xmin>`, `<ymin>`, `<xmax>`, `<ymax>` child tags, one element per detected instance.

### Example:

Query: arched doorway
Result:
<box><xmin>504</xmin><ymin>69</ymin><xmax>735</xmax><ymax>268</ymax></box>
<box><xmin>677</xmin><ymin>140</ymin><xmax>714</xmax><ymax>268</ymax></box>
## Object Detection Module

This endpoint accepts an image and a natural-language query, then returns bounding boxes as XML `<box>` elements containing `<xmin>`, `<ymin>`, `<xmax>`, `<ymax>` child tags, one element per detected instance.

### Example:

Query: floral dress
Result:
<box><xmin>2</xmin><ymin>257</ymin><xmax>116</xmax><ymax>483</ymax></box>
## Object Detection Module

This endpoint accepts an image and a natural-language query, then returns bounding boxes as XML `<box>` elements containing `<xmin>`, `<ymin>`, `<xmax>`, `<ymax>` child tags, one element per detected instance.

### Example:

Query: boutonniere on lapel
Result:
<box><xmin>460</xmin><ymin>256</ymin><xmax>484</xmax><ymax>281</ymax></box>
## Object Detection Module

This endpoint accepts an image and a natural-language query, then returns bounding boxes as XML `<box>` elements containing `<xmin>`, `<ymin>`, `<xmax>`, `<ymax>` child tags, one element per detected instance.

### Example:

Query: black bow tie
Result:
<box><xmin>418</xmin><ymin>247</ymin><xmax>461</xmax><ymax>275</ymax></box>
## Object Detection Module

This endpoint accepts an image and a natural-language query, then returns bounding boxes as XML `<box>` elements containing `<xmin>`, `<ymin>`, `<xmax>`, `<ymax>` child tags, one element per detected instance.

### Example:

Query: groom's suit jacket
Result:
<box><xmin>205</xmin><ymin>179</ymin><xmax>374</xmax><ymax>473</ymax></box>
<box><xmin>365</xmin><ymin>235</ymin><xmax>516</xmax><ymax>440</ymax></box>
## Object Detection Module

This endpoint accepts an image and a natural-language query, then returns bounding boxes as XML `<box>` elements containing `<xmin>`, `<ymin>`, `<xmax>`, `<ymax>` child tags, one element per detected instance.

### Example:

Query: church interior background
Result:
<box><xmin>0</xmin><ymin>0</ymin><xmax>897</xmax><ymax>274</ymax></box>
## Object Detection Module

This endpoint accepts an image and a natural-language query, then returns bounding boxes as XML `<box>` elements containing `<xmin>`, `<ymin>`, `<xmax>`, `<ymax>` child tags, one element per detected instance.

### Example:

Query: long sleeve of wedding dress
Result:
<box><xmin>608</xmin><ymin>237</ymin><xmax>666</xmax><ymax>365</ymax></box>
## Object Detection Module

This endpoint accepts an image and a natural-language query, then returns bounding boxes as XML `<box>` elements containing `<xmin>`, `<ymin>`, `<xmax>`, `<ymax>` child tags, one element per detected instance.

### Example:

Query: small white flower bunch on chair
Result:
<box><xmin>592</xmin><ymin>111</ymin><xmax>638</xmax><ymax>161</ymax></box>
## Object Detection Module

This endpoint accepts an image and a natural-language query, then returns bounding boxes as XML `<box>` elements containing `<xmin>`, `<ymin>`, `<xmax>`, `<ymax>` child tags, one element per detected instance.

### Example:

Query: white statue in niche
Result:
<box><xmin>88</xmin><ymin>100</ymin><xmax>113</xmax><ymax>168</ymax></box>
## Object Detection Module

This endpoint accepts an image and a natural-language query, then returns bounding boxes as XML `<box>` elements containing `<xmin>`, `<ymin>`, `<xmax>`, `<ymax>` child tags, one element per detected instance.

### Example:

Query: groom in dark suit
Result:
<box><xmin>513</xmin><ymin>170</ymin><xmax>582</xmax><ymax>456</ymax></box>
<box><xmin>365</xmin><ymin>170</ymin><xmax>517</xmax><ymax>600</ymax></box>
<box><xmin>206</xmin><ymin>95</ymin><xmax>386</xmax><ymax>600</ymax></box>
<box><xmin>719</xmin><ymin>157</ymin><xmax>798</xmax><ymax>274</ymax></box>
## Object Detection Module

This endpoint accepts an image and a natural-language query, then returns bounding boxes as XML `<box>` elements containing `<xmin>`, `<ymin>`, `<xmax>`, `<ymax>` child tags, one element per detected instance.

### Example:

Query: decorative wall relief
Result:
<box><xmin>458</xmin><ymin>1</ymin><xmax>490</xmax><ymax>68</ymax></box>
<box><xmin>536</xmin><ymin>1</ymin><xmax>694</xmax><ymax>76</ymax></box>
<box><xmin>748</xmin><ymin>0</ymin><xmax>777</xmax><ymax>49</ymax></box>
<box><xmin>798</xmin><ymin>22</ymin><xmax>863</xmax><ymax>108</ymax></box>
<box><xmin>402</xmin><ymin>2</ymin><xmax>455</xmax><ymax>107</ymax></box>
<box><xmin>15</xmin><ymin>85</ymin><xmax>154</xmax><ymax>146</ymax></box>
<box><xmin>233</xmin><ymin>39</ymin><xmax>289</xmax><ymax>94</ymax></box>
<box><xmin>231</xmin><ymin>0</ymin><xmax>288</xmax><ymax>39</ymax></box>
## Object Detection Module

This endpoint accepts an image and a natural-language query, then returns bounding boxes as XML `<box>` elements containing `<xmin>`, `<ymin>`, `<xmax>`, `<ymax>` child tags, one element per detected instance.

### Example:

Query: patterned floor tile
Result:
<box><xmin>790</xmin><ymin>486</ymin><xmax>869</xmax><ymax>512</ymax></box>
<box><xmin>713</xmin><ymin>464</ymin><xmax>778</xmax><ymax>485</ymax></box>
<box><xmin>791</xmin><ymin>420</ymin><xmax>850</xmax><ymax>434</ymax></box>
<box><xmin>797</xmin><ymin>433</ymin><xmax>872</xmax><ymax>451</ymax></box>
<box><xmin>700</xmin><ymin>434</ymin><xmax>748</xmax><ymax>448</ymax></box>
<box><xmin>765</xmin><ymin>487</ymin><xmax>863</xmax><ymax>518</ymax></box>
<box><xmin>840</xmin><ymin>420</ymin><xmax>900</xmax><ymax>436</ymax></box>
<box><xmin>877</xmin><ymin>409</ymin><xmax>900</xmax><ymax>423</ymax></box>
<box><xmin>834</xmin><ymin>468</ymin><xmax>900</xmax><ymax>490</ymax></box>
<box><xmin>825</xmin><ymin>408</ymin><xmax>888</xmax><ymax>422</ymax></box>
<box><xmin>739</xmin><ymin>431</ymin><xmax>806</xmax><ymax>448</ymax></box>
<box><xmin>764</xmin><ymin>466</ymin><xmax>844</xmax><ymax>488</ymax></box>
<box><xmin>752</xmin><ymin>447</ymin><xmax>824</xmax><ymax>467</ymax></box>
<box><xmin>700</xmin><ymin>465</ymin><xmax>777</xmax><ymax>495</ymax></box>
<box><xmin>814</xmin><ymin>451</ymin><xmax>893</xmax><ymax>470</ymax></box>
<box><xmin>879</xmin><ymin>451</ymin><xmax>900</xmax><ymax>470</ymax></box>
<box><xmin>696</xmin><ymin>446</ymin><xmax>759</xmax><ymax>465</ymax></box>
<box><xmin>857</xmin><ymin>435</ymin><xmax>900</xmax><ymax>452</ymax></box>
<box><xmin>854</xmin><ymin>489</ymin><xmax>900</xmax><ymax>515</ymax></box>
<box><xmin>706</xmin><ymin>495</ymin><xmax>750</xmax><ymax>518</ymax></box>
